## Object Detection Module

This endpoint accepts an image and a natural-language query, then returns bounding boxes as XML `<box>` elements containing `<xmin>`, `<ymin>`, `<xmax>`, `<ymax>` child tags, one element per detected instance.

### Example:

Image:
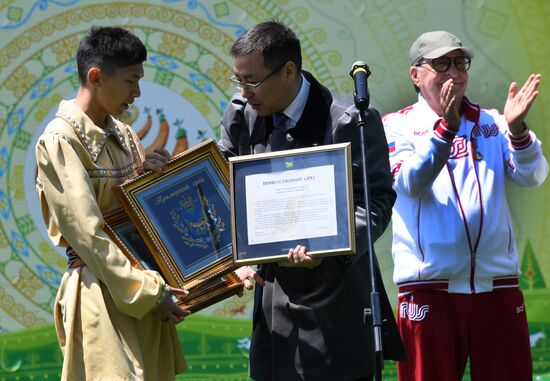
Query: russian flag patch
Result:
<box><xmin>388</xmin><ymin>141</ymin><xmax>396</xmax><ymax>153</ymax></box>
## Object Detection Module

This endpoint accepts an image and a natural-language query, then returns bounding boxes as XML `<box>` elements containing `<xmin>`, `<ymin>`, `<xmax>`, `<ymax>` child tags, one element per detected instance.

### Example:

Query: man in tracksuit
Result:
<box><xmin>383</xmin><ymin>30</ymin><xmax>548</xmax><ymax>381</ymax></box>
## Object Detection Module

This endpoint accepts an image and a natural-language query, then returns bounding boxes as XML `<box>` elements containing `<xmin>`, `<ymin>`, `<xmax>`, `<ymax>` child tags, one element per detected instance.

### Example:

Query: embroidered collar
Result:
<box><xmin>55</xmin><ymin>100</ymin><xmax>130</xmax><ymax>162</ymax></box>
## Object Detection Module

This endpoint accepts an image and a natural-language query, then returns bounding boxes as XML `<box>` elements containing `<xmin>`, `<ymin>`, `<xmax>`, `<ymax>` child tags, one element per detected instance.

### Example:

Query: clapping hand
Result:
<box><xmin>440</xmin><ymin>79</ymin><xmax>460</xmax><ymax>131</ymax></box>
<box><xmin>504</xmin><ymin>74</ymin><xmax>541</xmax><ymax>134</ymax></box>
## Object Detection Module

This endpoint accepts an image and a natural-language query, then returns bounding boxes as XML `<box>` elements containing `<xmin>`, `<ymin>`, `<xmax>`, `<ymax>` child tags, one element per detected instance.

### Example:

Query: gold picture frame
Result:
<box><xmin>112</xmin><ymin>139</ymin><xmax>242</xmax><ymax>312</ymax></box>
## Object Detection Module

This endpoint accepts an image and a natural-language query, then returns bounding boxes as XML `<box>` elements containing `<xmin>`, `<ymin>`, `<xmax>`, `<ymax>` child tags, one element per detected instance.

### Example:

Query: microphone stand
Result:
<box><xmin>356</xmin><ymin>107</ymin><xmax>384</xmax><ymax>381</ymax></box>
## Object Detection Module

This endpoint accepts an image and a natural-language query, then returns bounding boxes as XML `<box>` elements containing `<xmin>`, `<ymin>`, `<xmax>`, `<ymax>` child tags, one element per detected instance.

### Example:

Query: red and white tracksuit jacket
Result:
<box><xmin>383</xmin><ymin>95</ymin><xmax>548</xmax><ymax>294</ymax></box>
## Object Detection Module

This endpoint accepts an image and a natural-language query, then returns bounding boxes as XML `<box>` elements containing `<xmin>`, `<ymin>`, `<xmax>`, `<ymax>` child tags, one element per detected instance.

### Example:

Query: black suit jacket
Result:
<box><xmin>220</xmin><ymin>71</ymin><xmax>405</xmax><ymax>380</ymax></box>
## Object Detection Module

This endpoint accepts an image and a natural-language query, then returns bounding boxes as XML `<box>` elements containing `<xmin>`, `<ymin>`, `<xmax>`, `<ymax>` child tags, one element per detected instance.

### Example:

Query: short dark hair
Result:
<box><xmin>230</xmin><ymin>20</ymin><xmax>302</xmax><ymax>71</ymax></box>
<box><xmin>77</xmin><ymin>26</ymin><xmax>147</xmax><ymax>84</ymax></box>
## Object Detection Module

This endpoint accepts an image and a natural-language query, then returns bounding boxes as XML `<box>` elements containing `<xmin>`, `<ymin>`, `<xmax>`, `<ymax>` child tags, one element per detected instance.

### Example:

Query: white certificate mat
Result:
<box><xmin>244</xmin><ymin>165</ymin><xmax>337</xmax><ymax>245</ymax></box>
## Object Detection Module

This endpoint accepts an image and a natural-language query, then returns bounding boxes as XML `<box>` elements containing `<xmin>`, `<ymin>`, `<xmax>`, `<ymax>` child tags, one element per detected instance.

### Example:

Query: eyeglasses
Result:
<box><xmin>230</xmin><ymin>62</ymin><xmax>286</xmax><ymax>90</ymax></box>
<box><xmin>417</xmin><ymin>56</ymin><xmax>471</xmax><ymax>73</ymax></box>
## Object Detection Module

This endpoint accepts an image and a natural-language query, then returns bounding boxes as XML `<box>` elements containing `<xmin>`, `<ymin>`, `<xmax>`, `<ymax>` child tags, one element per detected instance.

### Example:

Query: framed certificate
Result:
<box><xmin>113</xmin><ymin>139</ymin><xmax>242</xmax><ymax>312</ymax></box>
<box><xmin>229</xmin><ymin>143</ymin><xmax>355</xmax><ymax>265</ymax></box>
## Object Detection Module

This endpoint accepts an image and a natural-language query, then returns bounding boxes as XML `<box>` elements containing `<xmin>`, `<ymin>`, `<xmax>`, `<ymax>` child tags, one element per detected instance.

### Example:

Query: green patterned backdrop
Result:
<box><xmin>0</xmin><ymin>0</ymin><xmax>548</xmax><ymax>379</ymax></box>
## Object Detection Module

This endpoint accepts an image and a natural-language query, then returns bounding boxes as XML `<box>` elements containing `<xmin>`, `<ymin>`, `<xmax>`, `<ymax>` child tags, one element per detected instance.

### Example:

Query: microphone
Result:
<box><xmin>349</xmin><ymin>61</ymin><xmax>371</xmax><ymax>111</ymax></box>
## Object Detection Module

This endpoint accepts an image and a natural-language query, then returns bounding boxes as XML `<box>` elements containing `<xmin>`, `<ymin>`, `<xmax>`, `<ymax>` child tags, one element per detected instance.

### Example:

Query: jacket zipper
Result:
<box><xmin>446</xmin><ymin>136</ymin><xmax>484</xmax><ymax>293</ymax></box>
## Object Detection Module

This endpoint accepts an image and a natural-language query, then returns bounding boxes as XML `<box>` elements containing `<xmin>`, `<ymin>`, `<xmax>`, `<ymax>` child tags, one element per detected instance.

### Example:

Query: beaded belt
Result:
<box><xmin>66</xmin><ymin>247</ymin><xmax>85</xmax><ymax>268</ymax></box>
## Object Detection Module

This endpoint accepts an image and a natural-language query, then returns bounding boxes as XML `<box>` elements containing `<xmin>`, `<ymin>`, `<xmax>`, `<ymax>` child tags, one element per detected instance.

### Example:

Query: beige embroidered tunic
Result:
<box><xmin>35</xmin><ymin>100</ymin><xmax>186</xmax><ymax>380</ymax></box>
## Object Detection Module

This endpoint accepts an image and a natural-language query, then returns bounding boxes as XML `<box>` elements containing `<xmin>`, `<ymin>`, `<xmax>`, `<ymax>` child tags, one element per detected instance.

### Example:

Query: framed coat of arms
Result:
<box><xmin>111</xmin><ymin>139</ymin><xmax>242</xmax><ymax>312</ymax></box>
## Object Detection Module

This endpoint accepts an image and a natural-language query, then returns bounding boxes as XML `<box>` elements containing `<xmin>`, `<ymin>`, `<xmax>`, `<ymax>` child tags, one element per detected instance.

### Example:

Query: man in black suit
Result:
<box><xmin>219</xmin><ymin>20</ymin><xmax>405</xmax><ymax>381</ymax></box>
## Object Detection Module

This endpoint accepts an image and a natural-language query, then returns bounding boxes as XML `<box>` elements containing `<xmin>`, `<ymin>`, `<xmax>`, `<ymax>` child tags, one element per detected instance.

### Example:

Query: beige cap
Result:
<box><xmin>410</xmin><ymin>31</ymin><xmax>474</xmax><ymax>65</ymax></box>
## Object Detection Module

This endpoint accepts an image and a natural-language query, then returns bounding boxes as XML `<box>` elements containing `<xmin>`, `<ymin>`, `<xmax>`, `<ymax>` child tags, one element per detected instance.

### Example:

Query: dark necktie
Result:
<box><xmin>272</xmin><ymin>112</ymin><xmax>288</xmax><ymax>131</ymax></box>
<box><xmin>270</xmin><ymin>112</ymin><xmax>290</xmax><ymax>150</ymax></box>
